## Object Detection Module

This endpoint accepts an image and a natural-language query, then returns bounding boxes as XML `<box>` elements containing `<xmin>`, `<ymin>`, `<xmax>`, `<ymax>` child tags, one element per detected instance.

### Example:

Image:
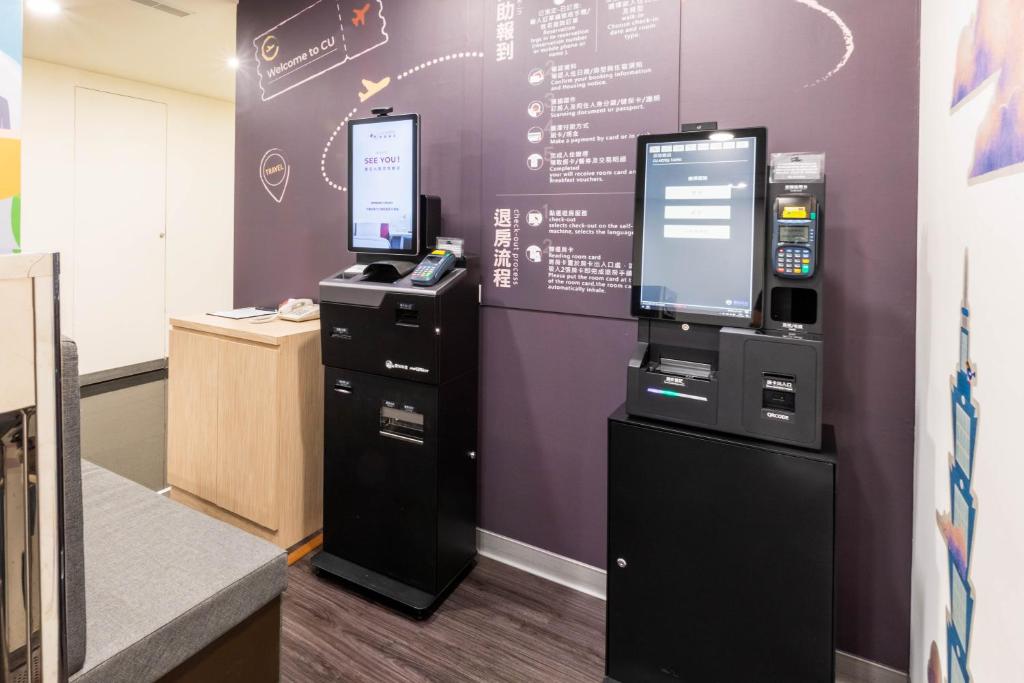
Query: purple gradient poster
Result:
<box><xmin>481</xmin><ymin>0</ymin><xmax>680</xmax><ymax>318</ymax></box>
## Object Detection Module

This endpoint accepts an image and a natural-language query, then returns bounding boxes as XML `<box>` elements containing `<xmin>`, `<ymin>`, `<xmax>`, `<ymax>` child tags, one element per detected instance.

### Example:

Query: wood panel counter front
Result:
<box><xmin>167</xmin><ymin>314</ymin><xmax>323</xmax><ymax>549</ymax></box>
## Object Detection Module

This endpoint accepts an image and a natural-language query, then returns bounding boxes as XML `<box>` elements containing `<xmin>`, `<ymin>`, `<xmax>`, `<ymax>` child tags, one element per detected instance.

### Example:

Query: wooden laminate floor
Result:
<box><xmin>281</xmin><ymin>556</ymin><xmax>882</xmax><ymax>683</ymax></box>
<box><xmin>281</xmin><ymin>556</ymin><xmax>605</xmax><ymax>682</ymax></box>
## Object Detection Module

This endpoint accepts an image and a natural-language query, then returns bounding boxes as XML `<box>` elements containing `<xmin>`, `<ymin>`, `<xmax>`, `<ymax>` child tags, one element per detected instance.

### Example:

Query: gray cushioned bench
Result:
<box><xmin>70</xmin><ymin>462</ymin><xmax>287</xmax><ymax>682</ymax></box>
<box><xmin>60</xmin><ymin>339</ymin><xmax>288</xmax><ymax>682</ymax></box>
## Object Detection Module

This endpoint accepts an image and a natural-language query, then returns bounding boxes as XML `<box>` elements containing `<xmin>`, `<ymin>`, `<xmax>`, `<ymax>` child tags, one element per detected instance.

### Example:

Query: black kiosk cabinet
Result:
<box><xmin>607</xmin><ymin>128</ymin><xmax>837</xmax><ymax>681</ymax></box>
<box><xmin>313</xmin><ymin>110</ymin><xmax>478</xmax><ymax>618</ymax></box>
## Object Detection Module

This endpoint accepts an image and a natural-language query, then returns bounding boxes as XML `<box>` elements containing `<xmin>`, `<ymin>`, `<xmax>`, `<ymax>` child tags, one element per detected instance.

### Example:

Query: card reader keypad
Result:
<box><xmin>413</xmin><ymin>263</ymin><xmax>435</xmax><ymax>279</ymax></box>
<box><xmin>776</xmin><ymin>247</ymin><xmax>813</xmax><ymax>277</ymax></box>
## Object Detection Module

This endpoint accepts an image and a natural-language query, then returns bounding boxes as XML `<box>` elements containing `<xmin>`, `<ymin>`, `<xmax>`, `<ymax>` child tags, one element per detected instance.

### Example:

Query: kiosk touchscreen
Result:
<box><xmin>632</xmin><ymin>128</ymin><xmax>766</xmax><ymax>326</ymax></box>
<box><xmin>348</xmin><ymin>113</ymin><xmax>420</xmax><ymax>255</ymax></box>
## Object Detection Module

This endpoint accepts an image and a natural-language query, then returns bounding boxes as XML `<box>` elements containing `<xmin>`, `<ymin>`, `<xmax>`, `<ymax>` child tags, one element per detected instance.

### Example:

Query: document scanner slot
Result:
<box><xmin>380</xmin><ymin>405</ymin><xmax>425</xmax><ymax>445</ymax></box>
<box><xmin>762</xmin><ymin>373</ymin><xmax>796</xmax><ymax>413</ymax></box>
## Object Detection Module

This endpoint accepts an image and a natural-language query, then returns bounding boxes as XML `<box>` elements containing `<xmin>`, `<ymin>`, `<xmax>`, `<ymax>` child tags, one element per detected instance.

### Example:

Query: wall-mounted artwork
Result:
<box><xmin>932</xmin><ymin>256</ymin><xmax>980</xmax><ymax>683</ymax></box>
<box><xmin>952</xmin><ymin>0</ymin><xmax>1024</xmax><ymax>179</ymax></box>
<box><xmin>0</xmin><ymin>0</ymin><xmax>22</xmax><ymax>253</ymax></box>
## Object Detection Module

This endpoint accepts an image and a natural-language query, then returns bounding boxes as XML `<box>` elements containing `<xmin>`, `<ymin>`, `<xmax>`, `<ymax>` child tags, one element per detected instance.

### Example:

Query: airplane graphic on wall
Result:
<box><xmin>352</xmin><ymin>3</ymin><xmax>370</xmax><ymax>26</ymax></box>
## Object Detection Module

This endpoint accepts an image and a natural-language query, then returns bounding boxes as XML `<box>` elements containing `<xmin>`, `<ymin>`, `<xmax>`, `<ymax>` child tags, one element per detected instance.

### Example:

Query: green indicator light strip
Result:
<box><xmin>646</xmin><ymin>388</ymin><xmax>709</xmax><ymax>402</ymax></box>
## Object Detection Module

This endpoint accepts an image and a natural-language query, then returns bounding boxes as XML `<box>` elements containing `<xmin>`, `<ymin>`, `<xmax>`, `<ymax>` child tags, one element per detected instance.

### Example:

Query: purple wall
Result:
<box><xmin>234</xmin><ymin>0</ymin><xmax>920</xmax><ymax>670</ymax></box>
<box><xmin>670</xmin><ymin>2</ymin><xmax>920</xmax><ymax>668</ymax></box>
<box><xmin>234</xmin><ymin>0</ymin><xmax>485</xmax><ymax>305</ymax></box>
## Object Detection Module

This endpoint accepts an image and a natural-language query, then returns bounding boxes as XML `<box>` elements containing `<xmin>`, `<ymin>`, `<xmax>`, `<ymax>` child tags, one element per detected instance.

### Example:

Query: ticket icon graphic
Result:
<box><xmin>254</xmin><ymin>0</ymin><xmax>388</xmax><ymax>102</ymax></box>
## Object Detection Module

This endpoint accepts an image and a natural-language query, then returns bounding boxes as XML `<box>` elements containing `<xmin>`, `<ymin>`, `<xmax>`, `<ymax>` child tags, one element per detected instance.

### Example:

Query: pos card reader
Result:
<box><xmin>411</xmin><ymin>249</ymin><xmax>457</xmax><ymax>287</ymax></box>
<box><xmin>772</xmin><ymin>195</ymin><xmax>819</xmax><ymax>279</ymax></box>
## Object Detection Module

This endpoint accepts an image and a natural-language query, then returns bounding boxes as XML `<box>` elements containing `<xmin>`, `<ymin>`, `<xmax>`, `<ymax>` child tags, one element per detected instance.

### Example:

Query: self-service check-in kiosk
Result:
<box><xmin>606</xmin><ymin>127</ymin><xmax>837</xmax><ymax>682</ymax></box>
<box><xmin>312</xmin><ymin>109</ymin><xmax>478</xmax><ymax>618</ymax></box>
<box><xmin>624</xmin><ymin>128</ymin><xmax>826</xmax><ymax>449</ymax></box>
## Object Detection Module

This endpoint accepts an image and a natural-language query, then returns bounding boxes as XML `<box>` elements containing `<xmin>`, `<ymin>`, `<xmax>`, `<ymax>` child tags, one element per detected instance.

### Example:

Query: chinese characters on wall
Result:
<box><xmin>483</xmin><ymin>0</ymin><xmax>680</xmax><ymax>317</ymax></box>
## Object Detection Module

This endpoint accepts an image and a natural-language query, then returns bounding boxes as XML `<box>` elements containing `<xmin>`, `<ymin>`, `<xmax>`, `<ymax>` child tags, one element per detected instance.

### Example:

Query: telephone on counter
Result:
<box><xmin>278</xmin><ymin>298</ymin><xmax>320</xmax><ymax>322</ymax></box>
<box><xmin>410</xmin><ymin>249</ymin><xmax>457</xmax><ymax>287</ymax></box>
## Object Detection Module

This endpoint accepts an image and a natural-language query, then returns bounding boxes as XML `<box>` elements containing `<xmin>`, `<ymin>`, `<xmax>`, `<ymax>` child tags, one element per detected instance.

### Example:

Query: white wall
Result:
<box><xmin>20</xmin><ymin>58</ymin><xmax>234</xmax><ymax>350</ymax></box>
<box><xmin>913</xmin><ymin>2</ymin><xmax>1024</xmax><ymax>682</ymax></box>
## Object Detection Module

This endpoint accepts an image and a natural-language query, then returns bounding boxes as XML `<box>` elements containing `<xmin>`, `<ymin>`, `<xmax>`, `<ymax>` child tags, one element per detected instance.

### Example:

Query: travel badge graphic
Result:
<box><xmin>254</xmin><ymin>0</ymin><xmax>388</xmax><ymax>102</ymax></box>
<box><xmin>260</xmin><ymin>148</ymin><xmax>291</xmax><ymax>203</ymax></box>
<box><xmin>930</xmin><ymin>255</ymin><xmax>980</xmax><ymax>683</ymax></box>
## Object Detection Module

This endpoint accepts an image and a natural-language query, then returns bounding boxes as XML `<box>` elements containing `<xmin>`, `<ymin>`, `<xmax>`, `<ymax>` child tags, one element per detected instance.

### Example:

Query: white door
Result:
<box><xmin>73</xmin><ymin>88</ymin><xmax>167</xmax><ymax>375</ymax></box>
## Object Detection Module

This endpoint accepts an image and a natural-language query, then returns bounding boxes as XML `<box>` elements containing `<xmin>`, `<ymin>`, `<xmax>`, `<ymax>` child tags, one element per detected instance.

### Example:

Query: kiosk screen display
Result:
<box><xmin>632</xmin><ymin>128</ymin><xmax>766</xmax><ymax>326</ymax></box>
<box><xmin>348</xmin><ymin>114</ymin><xmax>420</xmax><ymax>255</ymax></box>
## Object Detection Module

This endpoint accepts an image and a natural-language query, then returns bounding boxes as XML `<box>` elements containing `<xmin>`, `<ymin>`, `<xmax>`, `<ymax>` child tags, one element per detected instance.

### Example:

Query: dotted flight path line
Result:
<box><xmin>321</xmin><ymin>107</ymin><xmax>359</xmax><ymax>191</ymax></box>
<box><xmin>320</xmin><ymin>51</ymin><xmax>484</xmax><ymax>191</ymax></box>
<box><xmin>396</xmin><ymin>51</ymin><xmax>484</xmax><ymax>80</ymax></box>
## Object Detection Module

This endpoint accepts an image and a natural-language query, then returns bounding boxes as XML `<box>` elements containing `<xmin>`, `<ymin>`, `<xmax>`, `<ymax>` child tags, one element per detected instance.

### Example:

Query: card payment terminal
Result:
<box><xmin>772</xmin><ymin>195</ymin><xmax>819</xmax><ymax>279</ymax></box>
<box><xmin>411</xmin><ymin>249</ymin><xmax>457</xmax><ymax>286</ymax></box>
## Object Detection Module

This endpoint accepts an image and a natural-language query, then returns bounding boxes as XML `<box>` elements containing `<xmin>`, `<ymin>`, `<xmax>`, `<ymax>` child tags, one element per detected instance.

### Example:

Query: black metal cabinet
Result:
<box><xmin>315</xmin><ymin>265</ymin><xmax>479</xmax><ymax>618</ymax></box>
<box><xmin>606</xmin><ymin>409</ymin><xmax>836</xmax><ymax>682</ymax></box>
<box><xmin>323</xmin><ymin>368</ymin><xmax>440</xmax><ymax>592</ymax></box>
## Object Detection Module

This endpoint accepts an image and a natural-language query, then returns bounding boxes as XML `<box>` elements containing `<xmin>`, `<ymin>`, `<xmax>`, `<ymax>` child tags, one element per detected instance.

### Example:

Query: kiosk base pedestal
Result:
<box><xmin>312</xmin><ymin>551</ymin><xmax>475</xmax><ymax>620</ymax></box>
<box><xmin>606</xmin><ymin>407</ymin><xmax>837</xmax><ymax>682</ymax></box>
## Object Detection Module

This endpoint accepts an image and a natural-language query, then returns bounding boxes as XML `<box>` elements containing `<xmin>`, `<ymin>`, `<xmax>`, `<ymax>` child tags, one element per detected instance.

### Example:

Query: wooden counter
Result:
<box><xmin>167</xmin><ymin>314</ymin><xmax>323</xmax><ymax>549</ymax></box>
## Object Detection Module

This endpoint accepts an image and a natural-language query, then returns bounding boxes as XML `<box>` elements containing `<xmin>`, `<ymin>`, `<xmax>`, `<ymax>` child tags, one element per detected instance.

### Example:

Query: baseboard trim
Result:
<box><xmin>836</xmin><ymin>650</ymin><xmax>908</xmax><ymax>683</ymax></box>
<box><xmin>476</xmin><ymin>528</ymin><xmax>908</xmax><ymax>682</ymax></box>
<box><xmin>80</xmin><ymin>358</ymin><xmax>167</xmax><ymax>387</ymax></box>
<box><xmin>476</xmin><ymin>528</ymin><xmax>607</xmax><ymax>600</ymax></box>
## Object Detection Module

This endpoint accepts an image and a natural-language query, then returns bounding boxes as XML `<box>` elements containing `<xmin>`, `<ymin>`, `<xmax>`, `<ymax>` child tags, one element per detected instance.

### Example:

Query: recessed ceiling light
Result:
<box><xmin>227</xmin><ymin>57</ymin><xmax>241</xmax><ymax>70</ymax></box>
<box><xmin>27</xmin><ymin>0</ymin><xmax>62</xmax><ymax>16</ymax></box>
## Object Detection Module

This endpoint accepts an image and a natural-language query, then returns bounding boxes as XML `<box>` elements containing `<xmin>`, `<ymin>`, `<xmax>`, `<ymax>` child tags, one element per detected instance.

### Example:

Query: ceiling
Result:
<box><xmin>24</xmin><ymin>0</ymin><xmax>238</xmax><ymax>101</ymax></box>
